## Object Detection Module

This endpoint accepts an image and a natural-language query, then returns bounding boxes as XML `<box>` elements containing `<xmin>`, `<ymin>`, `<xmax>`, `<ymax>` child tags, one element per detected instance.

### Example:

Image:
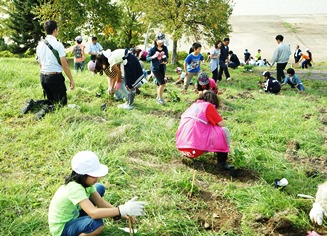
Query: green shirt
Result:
<box><xmin>48</xmin><ymin>182</ymin><xmax>96</xmax><ymax>236</ymax></box>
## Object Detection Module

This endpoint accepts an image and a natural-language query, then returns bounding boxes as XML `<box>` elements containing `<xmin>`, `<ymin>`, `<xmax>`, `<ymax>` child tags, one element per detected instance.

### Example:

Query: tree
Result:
<box><xmin>7</xmin><ymin>0</ymin><xmax>43</xmax><ymax>54</ymax></box>
<box><xmin>140</xmin><ymin>0</ymin><xmax>233</xmax><ymax>64</ymax></box>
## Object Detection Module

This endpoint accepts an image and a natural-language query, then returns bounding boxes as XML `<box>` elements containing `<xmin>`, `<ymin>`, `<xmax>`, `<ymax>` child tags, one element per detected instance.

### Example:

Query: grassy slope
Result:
<box><xmin>0</xmin><ymin>58</ymin><xmax>326</xmax><ymax>236</ymax></box>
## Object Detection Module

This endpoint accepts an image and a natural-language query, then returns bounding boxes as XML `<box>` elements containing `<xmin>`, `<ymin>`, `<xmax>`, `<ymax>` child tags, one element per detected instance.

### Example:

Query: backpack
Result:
<box><xmin>74</xmin><ymin>45</ymin><xmax>82</xmax><ymax>58</ymax></box>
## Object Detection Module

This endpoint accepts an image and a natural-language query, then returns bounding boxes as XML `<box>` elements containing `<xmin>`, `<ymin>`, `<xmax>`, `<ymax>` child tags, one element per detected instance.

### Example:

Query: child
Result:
<box><xmin>48</xmin><ymin>151</ymin><xmax>145</xmax><ymax>236</ymax></box>
<box><xmin>196</xmin><ymin>72</ymin><xmax>218</xmax><ymax>95</ymax></box>
<box><xmin>174</xmin><ymin>67</ymin><xmax>186</xmax><ymax>85</ymax></box>
<box><xmin>261</xmin><ymin>71</ymin><xmax>281</xmax><ymax>94</ymax></box>
<box><xmin>146</xmin><ymin>33</ymin><xmax>169</xmax><ymax>105</ymax></box>
<box><xmin>183</xmin><ymin>42</ymin><xmax>204</xmax><ymax>92</ymax></box>
<box><xmin>281</xmin><ymin>68</ymin><xmax>304</xmax><ymax>91</ymax></box>
<box><xmin>72</xmin><ymin>36</ymin><xmax>85</xmax><ymax>72</ymax></box>
<box><xmin>176</xmin><ymin>91</ymin><xmax>232</xmax><ymax>170</ymax></box>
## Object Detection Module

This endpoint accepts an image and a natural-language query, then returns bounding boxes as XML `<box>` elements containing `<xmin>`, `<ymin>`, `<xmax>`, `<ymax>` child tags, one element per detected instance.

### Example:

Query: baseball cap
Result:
<box><xmin>156</xmin><ymin>33</ymin><xmax>165</xmax><ymax>43</ymax></box>
<box><xmin>71</xmin><ymin>151</ymin><xmax>108</xmax><ymax>177</ymax></box>
<box><xmin>87</xmin><ymin>60</ymin><xmax>96</xmax><ymax>72</ymax></box>
<box><xmin>175</xmin><ymin>67</ymin><xmax>182</xmax><ymax>72</ymax></box>
<box><xmin>75</xmin><ymin>35</ymin><xmax>83</xmax><ymax>42</ymax></box>
<box><xmin>198</xmin><ymin>72</ymin><xmax>209</xmax><ymax>85</ymax></box>
<box><xmin>262</xmin><ymin>71</ymin><xmax>270</xmax><ymax>77</ymax></box>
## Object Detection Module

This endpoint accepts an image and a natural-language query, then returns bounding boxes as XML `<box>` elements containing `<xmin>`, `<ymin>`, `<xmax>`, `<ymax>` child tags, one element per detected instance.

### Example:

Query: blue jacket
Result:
<box><xmin>282</xmin><ymin>74</ymin><xmax>302</xmax><ymax>85</ymax></box>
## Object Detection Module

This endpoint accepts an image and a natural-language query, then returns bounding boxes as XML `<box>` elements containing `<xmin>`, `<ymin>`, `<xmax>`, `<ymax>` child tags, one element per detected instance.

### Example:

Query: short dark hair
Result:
<box><xmin>65</xmin><ymin>171</ymin><xmax>89</xmax><ymax>188</ymax></box>
<box><xmin>275</xmin><ymin>35</ymin><xmax>284</xmax><ymax>41</ymax></box>
<box><xmin>44</xmin><ymin>20</ymin><xmax>57</xmax><ymax>35</ymax></box>
<box><xmin>286</xmin><ymin>68</ymin><xmax>295</xmax><ymax>75</ymax></box>
<box><xmin>193</xmin><ymin>43</ymin><xmax>202</xmax><ymax>50</ymax></box>
<box><xmin>92</xmin><ymin>36</ymin><xmax>97</xmax><ymax>41</ymax></box>
<box><xmin>223</xmin><ymin>37</ymin><xmax>230</xmax><ymax>42</ymax></box>
<box><xmin>228</xmin><ymin>50</ymin><xmax>233</xmax><ymax>55</ymax></box>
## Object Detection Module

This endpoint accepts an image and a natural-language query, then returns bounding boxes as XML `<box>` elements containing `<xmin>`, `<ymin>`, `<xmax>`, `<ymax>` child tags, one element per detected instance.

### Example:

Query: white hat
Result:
<box><xmin>71</xmin><ymin>151</ymin><xmax>108</xmax><ymax>177</ymax></box>
<box><xmin>103</xmin><ymin>49</ymin><xmax>112</xmax><ymax>59</ymax></box>
<box><xmin>305</xmin><ymin>48</ymin><xmax>309</xmax><ymax>52</ymax></box>
<box><xmin>75</xmin><ymin>35</ymin><xmax>83</xmax><ymax>41</ymax></box>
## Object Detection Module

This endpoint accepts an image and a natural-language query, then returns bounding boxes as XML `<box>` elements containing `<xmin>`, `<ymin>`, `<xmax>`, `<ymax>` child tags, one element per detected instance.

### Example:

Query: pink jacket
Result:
<box><xmin>176</xmin><ymin>101</ymin><xmax>229</xmax><ymax>152</ymax></box>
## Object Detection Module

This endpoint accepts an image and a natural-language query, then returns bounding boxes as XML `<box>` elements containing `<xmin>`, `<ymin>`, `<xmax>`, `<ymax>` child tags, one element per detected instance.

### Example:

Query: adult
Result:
<box><xmin>89</xmin><ymin>36</ymin><xmax>103</xmax><ymax>61</ymax></box>
<box><xmin>270</xmin><ymin>35</ymin><xmax>291</xmax><ymax>82</ymax></box>
<box><xmin>72</xmin><ymin>36</ymin><xmax>85</xmax><ymax>73</ymax></box>
<box><xmin>24</xmin><ymin>20</ymin><xmax>74</xmax><ymax>119</ymax></box>
<box><xmin>146</xmin><ymin>33</ymin><xmax>169</xmax><ymax>105</ymax></box>
<box><xmin>176</xmin><ymin>91</ymin><xmax>232</xmax><ymax>170</ymax></box>
<box><xmin>48</xmin><ymin>151</ymin><xmax>146</xmax><ymax>236</ymax></box>
<box><xmin>244</xmin><ymin>49</ymin><xmax>251</xmax><ymax>64</ymax></box>
<box><xmin>209</xmin><ymin>40</ymin><xmax>221</xmax><ymax>82</ymax></box>
<box><xmin>298</xmin><ymin>48</ymin><xmax>312</xmax><ymax>69</ymax></box>
<box><xmin>294</xmin><ymin>45</ymin><xmax>302</xmax><ymax>63</ymax></box>
<box><xmin>228</xmin><ymin>50</ymin><xmax>240</xmax><ymax>69</ymax></box>
<box><xmin>217</xmin><ymin>38</ymin><xmax>231</xmax><ymax>81</ymax></box>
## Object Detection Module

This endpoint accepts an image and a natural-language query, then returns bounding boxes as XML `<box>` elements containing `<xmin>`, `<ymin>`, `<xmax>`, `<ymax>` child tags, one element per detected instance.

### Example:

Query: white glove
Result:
<box><xmin>309</xmin><ymin>202</ymin><xmax>325</xmax><ymax>225</ymax></box>
<box><xmin>119</xmin><ymin>197</ymin><xmax>146</xmax><ymax>217</ymax></box>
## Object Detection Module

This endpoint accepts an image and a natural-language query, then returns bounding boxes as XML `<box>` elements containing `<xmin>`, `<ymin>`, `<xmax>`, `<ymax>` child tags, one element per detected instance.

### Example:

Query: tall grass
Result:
<box><xmin>0</xmin><ymin>57</ymin><xmax>326</xmax><ymax>235</ymax></box>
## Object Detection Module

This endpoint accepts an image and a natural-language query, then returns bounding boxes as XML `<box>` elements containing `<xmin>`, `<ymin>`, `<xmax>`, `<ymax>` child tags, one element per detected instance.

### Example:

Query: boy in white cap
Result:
<box><xmin>72</xmin><ymin>36</ymin><xmax>85</xmax><ymax>72</ymax></box>
<box><xmin>48</xmin><ymin>151</ymin><xmax>146</xmax><ymax>236</ymax></box>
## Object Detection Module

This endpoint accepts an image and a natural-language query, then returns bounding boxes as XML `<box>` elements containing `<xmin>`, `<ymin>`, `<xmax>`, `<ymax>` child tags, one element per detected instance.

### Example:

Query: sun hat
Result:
<box><xmin>305</xmin><ymin>48</ymin><xmax>310</xmax><ymax>52</ymax></box>
<box><xmin>103</xmin><ymin>49</ymin><xmax>112</xmax><ymax>59</ymax></box>
<box><xmin>71</xmin><ymin>151</ymin><xmax>108</xmax><ymax>177</ymax></box>
<box><xmin>87</xmin><ymin>60</ymin><xmax>96</xmax><ymax>72</ymax></box>
<box><xmin>198</xmin><ymin>72</ymin><xmax>209</xmax><ymax>85</ymax></box>
<box><xmin>262</xmin><ymin>71</ymin><xmax>270</xmax><ymax>77</ymax></box>
<box><xmin>175</xmin><ymin>67</ymin><xmax>182</xmax><ymax>72</ymax></box>
<box><xmin>75</xmin><ymin>35</ymin><xmax>83</xmax><ymax>42</ymax></box>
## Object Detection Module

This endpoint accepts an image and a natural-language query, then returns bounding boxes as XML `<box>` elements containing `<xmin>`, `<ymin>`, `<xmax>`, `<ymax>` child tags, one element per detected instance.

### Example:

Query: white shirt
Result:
<box><xmin>36</xmin><ymin>35</ymin><xmax>66</xmax><ymax>73</ymax></box>
<box><xmin>89</xmin><ymin>42</ymin><xmax>103</xmax><ymax>54</ymax></box>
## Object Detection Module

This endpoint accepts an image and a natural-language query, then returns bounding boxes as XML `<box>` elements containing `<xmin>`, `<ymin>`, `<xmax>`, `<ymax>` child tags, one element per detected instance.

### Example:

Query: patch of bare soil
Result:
<box><xmin>253</xmin><ymin>210</ymin><xmax>307</xmax><ymax>236</ymax></box>
<box><xmin>226</xmin><ymin>91</ymin><xmax>255</xmax><ymax>100</ymax></box>
<box><xmin>149</xmin><ymin>109</ymin><xmax>182</xmax><ymax>120</ymax></box>
<box><xmin>181</xmin><ymin>155</ymin><xmax>259</xmax><ymax>183</ymax></box>
<box><xmin>191</xmin><ymin>190</ymin><xmax>242</xmax><ymax>234</ymax></box>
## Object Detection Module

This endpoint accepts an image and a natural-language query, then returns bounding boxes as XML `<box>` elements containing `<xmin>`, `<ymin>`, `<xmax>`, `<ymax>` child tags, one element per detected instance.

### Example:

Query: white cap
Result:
<box><xmin>103</xmin><ymin>49</ymin><xmax>112</xmax><ymax>59</ymax></box>
<box><xmin>71</xmin><ymin>151</ymin><xmax>108</xmax><ymax>177</ymax></box>
<box><xmin>305</xmin><ymin>48</ymin><xmax>309</xmax><ymax>52</ymax></box>
<box><xmin>75</xmin><ymin>35</ymin><xmax>83</xmax><ymax>41</ymax></box>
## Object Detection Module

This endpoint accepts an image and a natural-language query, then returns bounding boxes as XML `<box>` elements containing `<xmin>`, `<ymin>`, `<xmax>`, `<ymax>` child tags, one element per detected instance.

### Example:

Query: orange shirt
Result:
<box><xmin>301</xmin><ymin>54</ymin><xmax>310</xmax><ymax>60</ymax></box>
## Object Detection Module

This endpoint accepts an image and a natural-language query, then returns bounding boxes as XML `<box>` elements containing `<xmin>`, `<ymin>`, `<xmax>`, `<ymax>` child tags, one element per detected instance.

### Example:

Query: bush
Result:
<box><xmin>0</xmin><ymin>50</ymin><xmax>18</xmax><ymax>58</ymax></box>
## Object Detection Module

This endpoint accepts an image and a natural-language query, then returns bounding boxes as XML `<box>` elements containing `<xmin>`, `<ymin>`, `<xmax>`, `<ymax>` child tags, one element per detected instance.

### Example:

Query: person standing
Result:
<box><xmin>146</xmin><ymin>33</ymin><xmax>169</xmax><ymax>105</ymax></box>
<box><xmin>209</xmin><ymin>40</ymin><xmax>221</xmax><ymax>82</ymax></box>
<box><xmin>72</xmin><ymin>36</ymin><xmax>85</xmax><ymax>73</ymax></box>
<box><xmin>89</xmin><ymin>36</ymin><xmax>103</xmax><ymax>61</ymax></box>
<box><xmin>244</xmin><ymin>49</ymin><xmax>251</xmax><ymax>64</ymax></box>
<box><xmin>270</xmin><ymin>35</ymin><xmax>291</xmax><ymax>82</ymax></box>
<box><xmin>294</xmin><ymin>45</ymin><xmax>302</xmax><ymax>63</ymax></box>
<box><xmin>217</xmin><ymin>38</ymin><xmax>231</xmax><ymax>81</ymax></box>
<box><xmin>33</xmin><ymin>20</ymin><xmax>74</xmax><ymax>119</ymax></box>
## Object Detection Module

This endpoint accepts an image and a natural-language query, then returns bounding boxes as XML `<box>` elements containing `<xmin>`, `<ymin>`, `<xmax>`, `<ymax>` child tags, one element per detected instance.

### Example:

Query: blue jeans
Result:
<box><xmin>61</xmin><ymin>183</ymin><xmax>105</xmax><ymax>236</ymax></box>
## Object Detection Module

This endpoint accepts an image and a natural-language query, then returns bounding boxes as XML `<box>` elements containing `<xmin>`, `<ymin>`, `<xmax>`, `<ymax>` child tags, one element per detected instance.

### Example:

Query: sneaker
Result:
<box><xmin>21</xmin><ymin>99</ymin><xmax>36</xmax><ymax>114</ymax></box>
<box><xmin>226</xmin><ymin>77</ymin><xmax>231</xmax><ymax>81</ymax></box>
<box><xmin>157</xmin><ymin>98</ymin><xmax>165</xmax><ymax>105</ymax></box>
<box><xmin>118</xmin><ymin>103</ymin><xmax>134</xmax><ymax>110</ymax></box>
<box><xmin>34</xmin><ymin>105</ymin><xmax>55</xmax><ymax>120</ymax></box>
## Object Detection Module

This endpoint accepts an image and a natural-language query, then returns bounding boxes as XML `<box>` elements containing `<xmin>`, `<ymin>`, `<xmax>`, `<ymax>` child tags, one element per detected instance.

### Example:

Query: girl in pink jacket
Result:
<box><xmin>176</xmin><ymin>91</ymin><xmax>232</xmax><ymax>170</ymax></box>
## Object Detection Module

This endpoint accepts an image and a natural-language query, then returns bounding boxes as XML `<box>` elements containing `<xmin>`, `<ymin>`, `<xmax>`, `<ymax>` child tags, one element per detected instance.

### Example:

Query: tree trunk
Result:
<box><xmin>171</xmin><ymin>39</ymin><xmax>178</xmax><ymax>65</ymax></box>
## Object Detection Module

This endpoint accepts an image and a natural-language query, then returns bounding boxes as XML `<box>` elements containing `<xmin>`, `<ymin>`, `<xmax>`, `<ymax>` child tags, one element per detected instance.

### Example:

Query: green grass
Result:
<box><xmin>0</xmin><ymin>57</ymin><xmax>326</xmax><ymax>235</ymax></box>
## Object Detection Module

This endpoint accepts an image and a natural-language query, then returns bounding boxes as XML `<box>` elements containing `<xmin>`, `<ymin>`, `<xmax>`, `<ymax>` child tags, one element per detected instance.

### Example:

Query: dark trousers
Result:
<box><xmin>217</xmin><ymin>61</ymin><xmax>230</xmax><ymax>81</ymax></box>
<box><xmin>276</xmin><ymin>62</ymin><xmax>287</xmax><ymax>82</ymax></box>
<box><xmin>40</xmin><ymin>73</ymin><xmax>67</xmax><ymax>105</ymax></box>
<box><xmin>212</xmin><ymin>68</ymin><xmax>219</xmax><ymax>82</ymax></box>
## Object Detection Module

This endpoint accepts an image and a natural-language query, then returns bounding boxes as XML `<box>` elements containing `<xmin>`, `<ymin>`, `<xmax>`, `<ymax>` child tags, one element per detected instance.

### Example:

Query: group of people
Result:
<box><xmin>19</xmin><ymin>19</ymin><xmax>322</xmax><ymax>235</ymax></box>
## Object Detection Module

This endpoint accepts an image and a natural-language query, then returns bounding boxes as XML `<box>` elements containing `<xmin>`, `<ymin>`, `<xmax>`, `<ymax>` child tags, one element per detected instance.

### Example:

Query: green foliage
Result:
<box><xmin>7</xmin><ymin>0</ymin><xmax>43</xmax><ymax>54</ymax></box>
<box><xmin>0</xmin><ymin>58</ymin><xmax>327</xmax><ymax>235</ymax></box>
